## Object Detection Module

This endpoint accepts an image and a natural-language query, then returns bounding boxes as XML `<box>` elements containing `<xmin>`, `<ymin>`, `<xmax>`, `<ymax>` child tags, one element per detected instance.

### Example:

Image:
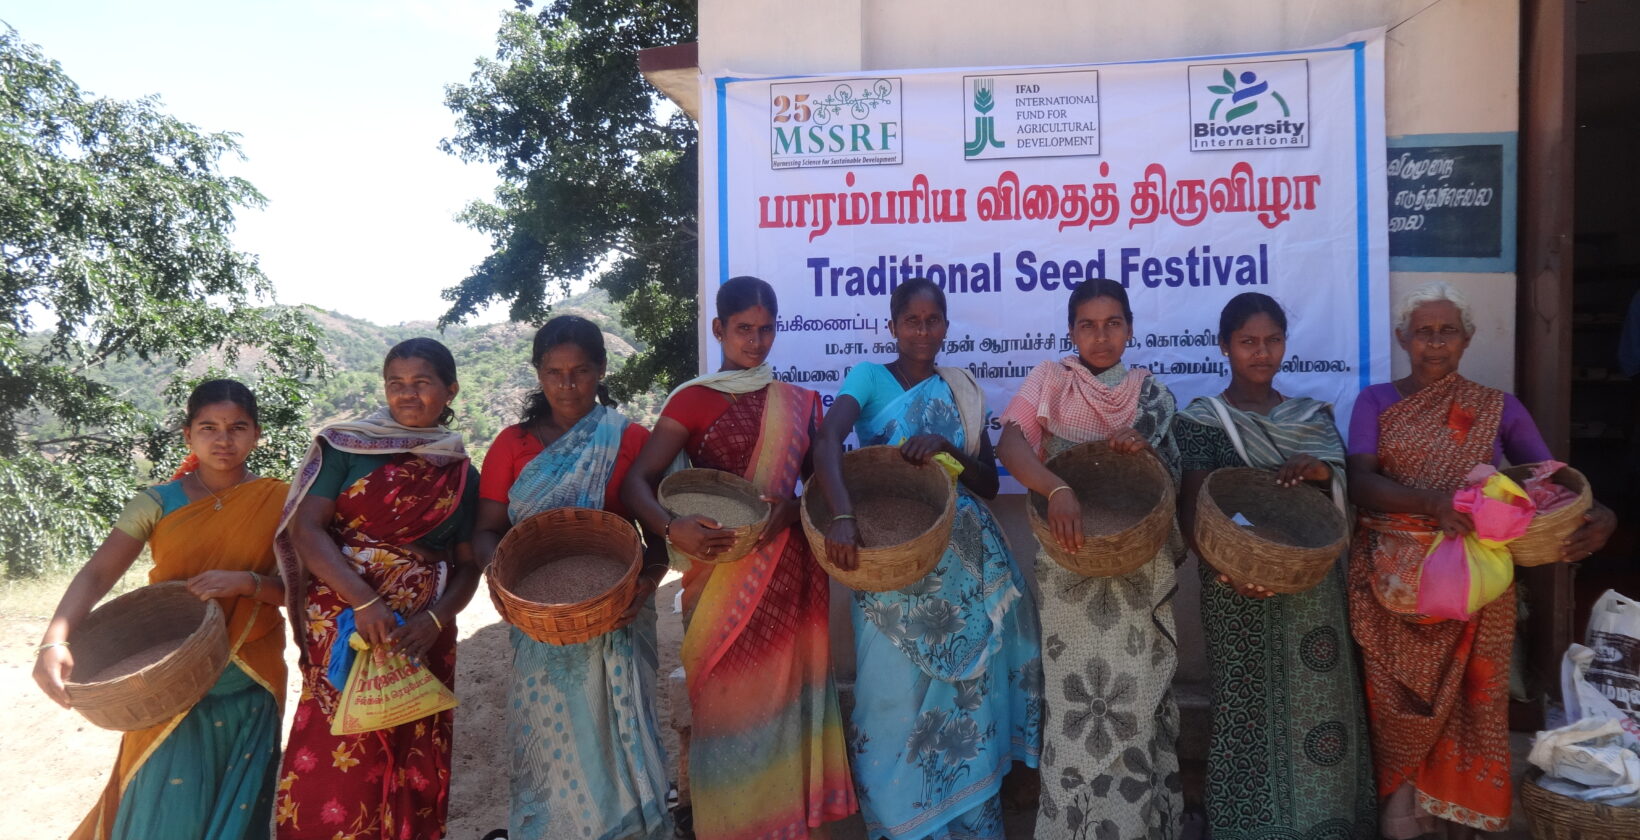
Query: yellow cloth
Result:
<box><xmin>73</xmin><ymin>477</ymin><xmax>289</xmax><ymax>840</ymax></box>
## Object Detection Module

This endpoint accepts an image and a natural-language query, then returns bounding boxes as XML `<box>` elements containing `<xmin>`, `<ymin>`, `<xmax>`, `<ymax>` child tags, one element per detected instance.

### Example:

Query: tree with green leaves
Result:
<box><xmin>0</xmin><ymin>26</ymin><xmax>326</xmax><ymax>577</ymax></box>
<box><xmin>441</xmin><ymin>0</ymin><xmax>697</xmax><ymax>400</ymax></box>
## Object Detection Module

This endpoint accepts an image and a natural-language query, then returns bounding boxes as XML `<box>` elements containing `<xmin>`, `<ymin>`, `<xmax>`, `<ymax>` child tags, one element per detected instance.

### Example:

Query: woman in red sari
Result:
<box><xmin>1346</xmin><ymin>282</ymin><xmax>1615</xmax><ymax>838</ymax></box>
<box><xmin>623</xmin><ymin>276</ymin><xmax>857</xmax><ymax>840</ymax></box>
<box><xmin>274</xmin><ymin>338</ymin><xmax>483</xmax><ymax>840</ymax></box>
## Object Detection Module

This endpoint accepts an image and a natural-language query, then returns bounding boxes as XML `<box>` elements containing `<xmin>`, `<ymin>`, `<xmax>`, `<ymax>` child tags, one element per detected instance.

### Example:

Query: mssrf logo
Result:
<box><xmin>1188</xmin><ymin>59</ymin><xmax>1309</xmax><ymax>151</ymax></box>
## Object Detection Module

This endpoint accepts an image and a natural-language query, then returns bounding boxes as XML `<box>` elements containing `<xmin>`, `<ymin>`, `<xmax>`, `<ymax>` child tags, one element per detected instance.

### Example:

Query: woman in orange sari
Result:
<box><xmin>34</xmin><ymin>379</ymin><xmax>290</xmax><ymax>840</ymax></box>
<box><xmin>623</xmin><ymin>276</ymin><xmax>857</xmax><ymax>840</ymax></box>
<box><xmin>1347</xmin><ymin>282</ymin><xmax>1614</xmax><ymax>837</ymax></box>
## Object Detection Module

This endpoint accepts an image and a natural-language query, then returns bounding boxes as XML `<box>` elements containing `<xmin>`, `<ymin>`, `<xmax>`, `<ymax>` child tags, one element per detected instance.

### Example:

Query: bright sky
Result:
<box><xmin>6</xmin><ymin>0</ymin><xmax>516</xmax><ymax>325</ymax></box>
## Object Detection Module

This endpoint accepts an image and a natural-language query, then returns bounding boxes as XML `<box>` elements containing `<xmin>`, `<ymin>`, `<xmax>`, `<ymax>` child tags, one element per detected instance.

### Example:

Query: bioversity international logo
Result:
<box><xmin>1187</xmin><ymin>59</ymin><xmax>1309</xmax><ymax>151</ymax></box>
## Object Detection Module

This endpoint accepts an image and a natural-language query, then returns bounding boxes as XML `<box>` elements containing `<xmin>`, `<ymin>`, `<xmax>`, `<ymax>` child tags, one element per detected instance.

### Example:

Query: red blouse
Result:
<box><xmin>479</xmin><ymin>421</ymin><xmax>649</xmax><ymax>517</ymax></box>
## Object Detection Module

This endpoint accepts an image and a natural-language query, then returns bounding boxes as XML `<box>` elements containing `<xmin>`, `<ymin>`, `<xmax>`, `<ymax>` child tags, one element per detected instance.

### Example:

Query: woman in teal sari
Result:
<box><xmin>1174</xmin><ymin>293</ymin><xmax>1375</xmax><ymax>839</ymax></box>
<box><xmin>473</xmin><ymin>315</ymin><xmax>671</xmax><ymax>840</ymax></box>
<box><xmin>814</xmin><ymin>278</ymin><xmax>1043</xmax><ymax>840</ymax></box>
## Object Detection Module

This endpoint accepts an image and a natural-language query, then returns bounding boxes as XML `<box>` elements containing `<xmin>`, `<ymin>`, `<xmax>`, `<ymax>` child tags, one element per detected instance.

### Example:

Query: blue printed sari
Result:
<box><xmin>505</xmin><ymin>405</ymin><xmax>669</xmax><ymax>840</ymax></box>
<box><xmin>845</xmin><ymin>367</ymin><xmax>1043</xmax><ymax>840</ymax></box>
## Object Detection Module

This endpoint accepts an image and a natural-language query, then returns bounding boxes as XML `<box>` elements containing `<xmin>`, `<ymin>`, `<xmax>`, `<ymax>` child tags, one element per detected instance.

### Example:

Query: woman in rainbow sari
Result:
<box><xmin>623</xmin><ymin>276</ymin><xmax>857</xmax><ymax>840</ymax></box>
<box><xmin>813</xmin><ymin>278</ymin><xmax>1042</xmax><ymax>840</ymax></box>
<box><xmin>996</xmin><ymin>278</ymin><xmax>1184</xmax><ymax>840</ymax></box>
<box><xmin>1346</xmin><ymin>282</ymin><xmax>1614</xmax><ymax>838</ymax></box>
<box><xmin>472</xmin><ymin>315</ymin><xmax>671</xmax><ymax>840</ymax></box>
<box><xmin>35</xmin><ymin>379</ymin><xmax>290</xmax><ymax>840</ymax></box>
<box><xmin>274</xmin><ymin>338</ymin><xmax>482</xmax><ymax>840</ymax></box>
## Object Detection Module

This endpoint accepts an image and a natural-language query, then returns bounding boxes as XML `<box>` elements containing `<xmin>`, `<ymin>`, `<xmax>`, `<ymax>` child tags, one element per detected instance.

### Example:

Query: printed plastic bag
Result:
<box><xmin>1561</xmin><ymin>643</ymin><xmax>1640</xmax><ymax>751</ymax></box>
<box><xmin>1585</xmin><ymin>590</ymin><xmax>1640</xmax><ymax>725</ymax></box>
<box><xmin>330</xmin><ymin>632</ymin><xmax>458</xmax><ymax>736</ymax></box>
<box><xmin>1415</xmin><ymin>467</ymin><xmax>1535</xmax><ymax>621</ymax></box>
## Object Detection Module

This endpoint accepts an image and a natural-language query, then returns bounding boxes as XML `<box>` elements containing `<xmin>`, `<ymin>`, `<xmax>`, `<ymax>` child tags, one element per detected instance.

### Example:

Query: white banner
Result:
<box><xmin>702</xmin><ymin>35</ymin><xmax>1389</xmax><ymax>486</ymax></box>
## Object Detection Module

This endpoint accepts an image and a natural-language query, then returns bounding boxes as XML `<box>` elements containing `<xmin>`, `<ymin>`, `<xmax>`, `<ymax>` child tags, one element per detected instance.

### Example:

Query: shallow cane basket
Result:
<box><xmin>801</xmin><ymin>445</ymin><xmax>956</xmax><ymax>592</ymax></box>
<box><xmin>1520</xmin><ymin>769</ymin><xmax>1640</xmax><ymax>840</ymax></box>
<box><xmin>64</xmin><ymin>581</ymin><xmax>230</xmax><ymax>731</ymax></box>
<box><xmin>1500</xmin><ymin>462</ymin><xmax>1593</xmax><ymax>567</ymax></box>
<box><xmin>1028</xmin><ymin>441</ymin><xmax>1175</xmax><ymax>577</ymax></box>
<box><xmin>1194</xmin><ymin>467</ymin><xmax>1348</xmax><ymax>594</ymax></box>
<box><xmin>488</xmin><ymin>507</ymin><xmax>641</xmax><ymax>646</ymax></box>
<box><xmin>659</xmin><ymin>469</ymin><xmax>770</xmax><ymax>565</ymax></box>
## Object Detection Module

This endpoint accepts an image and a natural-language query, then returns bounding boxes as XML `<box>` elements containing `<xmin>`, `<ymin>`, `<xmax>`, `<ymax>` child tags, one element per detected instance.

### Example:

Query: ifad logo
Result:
<box><xmin>769</xmin><ymin>77</ymin><xmax>903</xmax><ymax>169</ymax></box>
<box><xmin>962</xmin><ymin>69</ymin><xmax>1101</xmax><ymax>160</ymax></box>
<box><xmin>1187</xmin><ymin>60</ymin><xmax>1309</xmax><ymax>151</ymax></box>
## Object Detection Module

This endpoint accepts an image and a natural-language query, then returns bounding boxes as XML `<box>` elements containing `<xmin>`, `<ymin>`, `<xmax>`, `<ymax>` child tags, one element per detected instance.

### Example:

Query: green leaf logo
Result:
<box><xmin>972</xmin><ymin>78</ymin><xmax>995</xmax><ymax>115</ymax></box>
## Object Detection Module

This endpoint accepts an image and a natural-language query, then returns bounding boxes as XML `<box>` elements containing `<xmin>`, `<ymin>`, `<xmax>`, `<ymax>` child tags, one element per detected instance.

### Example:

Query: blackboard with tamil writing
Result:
<box><xmin>1386</xmin><ymin>132</ymin><xmax>1517</xmax><ymax>273</ymax></box>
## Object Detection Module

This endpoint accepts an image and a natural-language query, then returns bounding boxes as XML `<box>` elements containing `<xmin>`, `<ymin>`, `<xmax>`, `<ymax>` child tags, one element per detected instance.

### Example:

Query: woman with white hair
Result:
<box><xmin>1345</xmin><ymin>281</ymin><xmax>1615</xmax><ymax>838</ymax></box>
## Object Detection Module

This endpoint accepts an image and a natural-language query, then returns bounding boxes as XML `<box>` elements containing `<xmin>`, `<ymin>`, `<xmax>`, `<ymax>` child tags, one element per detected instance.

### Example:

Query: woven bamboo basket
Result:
<box><xmin>1193</xmin><ymin>467</ymin><xmax>1347</xmax><ymax>594</ymax></box>
<box><xmin>488</xmin><ymin>507</ymin><xmax>641</xmax><ymax>646</ymax></box>
<box><xmin>659</xmin><ymin>469</ymin><xmax>770</xmax><ymax>565</ymax></box>
<box><xmin>1501</xmin><ymin>463</ymin><xmax>1593</xmax><ymax>567</ymax></box>
<box><xmin>801</xmin><ymin>445</ymin><xmax>956</xmax><ymax>592</ymax></box>
<box><xmin>1519</xmin><ymin>769</ymin><xmax>1640</xmax><ymax>839</ymax></box>
<box><xmin>64</xmin><ymin>581</ymin><xmax>230</xmax><ymax>731</ymax></box>
<box><xmin>1028</xmin><ymin>441</ymin><xmax>1175</xmax><ymax>577</ymax></box>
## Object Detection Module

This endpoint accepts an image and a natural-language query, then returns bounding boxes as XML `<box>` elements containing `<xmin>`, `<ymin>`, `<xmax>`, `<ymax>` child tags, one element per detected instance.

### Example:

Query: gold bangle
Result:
<box><xmin>428</xmin><ymin>611</ymin><xmax>444</xmax><ymax>631</ymax></box>
<box><xmin>35</xmin><ymin>641</ymin><xmax>69</xmax><ymax>657</ymax></box>
<box><xmin>1047</xmin><ymin>484</ymin><xmax>1074</xmax><ymax>502</ymax></box>
<box><xmin>249</xmin><ymin>572</ymin><xmax>261</xmax><ymax>600</ymax></box>
<box><xmin>354</xmin><ymin>594</ymin><xmax>382</xmax><ymax>612</ymax></box>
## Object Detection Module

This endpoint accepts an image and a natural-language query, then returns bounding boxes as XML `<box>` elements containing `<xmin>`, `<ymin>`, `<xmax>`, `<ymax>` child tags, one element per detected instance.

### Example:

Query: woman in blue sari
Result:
<box><xmin>813</xmin><ymin>278</ymin><xmax>1043</xmax><ymax>840</ymax></box>
<box><xmin>473</xmin><ymin>316</ymin><xmax>671</xmax><ymax>840</ymax></box>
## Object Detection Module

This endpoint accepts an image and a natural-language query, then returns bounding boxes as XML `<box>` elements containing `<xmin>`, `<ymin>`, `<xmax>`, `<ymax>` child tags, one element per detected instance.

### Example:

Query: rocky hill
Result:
<box><xmin>90</xmin><ymin>288</ymin><xmax>668</xmax><ymax>465</ymax></box>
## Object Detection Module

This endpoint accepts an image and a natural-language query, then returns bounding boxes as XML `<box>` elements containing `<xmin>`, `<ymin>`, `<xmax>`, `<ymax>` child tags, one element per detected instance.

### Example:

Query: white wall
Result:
<box><xmin>701</xmin><ymin>0</ymin><xmax>1522</xmax><ymax>390</ymax></box>
<box><xmin>697</xmin><ymin>0</ymin><xmax>1523</xmax><ymax>691</ymax></box>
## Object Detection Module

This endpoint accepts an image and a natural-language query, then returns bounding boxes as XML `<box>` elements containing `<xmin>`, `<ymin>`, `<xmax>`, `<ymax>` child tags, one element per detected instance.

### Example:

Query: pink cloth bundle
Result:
<box><xmin>1416</xmin><ymin>465</ymin><xmax>1538</xmax><ymax>621</ymax></box>
<box><xmin>1520</xmin><ymin>459</ymin><xmax>1579</xmax><ymax>513</ymax></box>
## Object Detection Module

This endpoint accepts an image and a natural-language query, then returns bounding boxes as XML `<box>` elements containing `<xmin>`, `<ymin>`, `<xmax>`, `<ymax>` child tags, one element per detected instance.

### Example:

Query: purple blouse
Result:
<box><xmin>1346</xmin><ymin>383</ymin><xmax>1553</xmax><ymax>465</ymax></box>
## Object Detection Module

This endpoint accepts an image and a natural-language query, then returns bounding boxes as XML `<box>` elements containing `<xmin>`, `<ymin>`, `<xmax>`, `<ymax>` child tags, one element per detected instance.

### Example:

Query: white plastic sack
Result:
<box><xmin>1586</xmin><ymin>589</ymin><xmax>1640</xmax><ymax>724</ymax></box>
<box><xmin>1562</xmin><ymin>643</ymin><xmax>1640</xmax><ymax>752</ymax></box>
<box><xmin>1528</xmin><ymin>718</ymin><xmax>1640</xmax><ymax>806</ymax></box>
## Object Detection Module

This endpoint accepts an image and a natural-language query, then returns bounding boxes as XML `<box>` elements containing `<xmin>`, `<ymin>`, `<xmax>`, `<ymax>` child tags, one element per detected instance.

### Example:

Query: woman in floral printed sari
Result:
<box><xmin>813</xmin><ymin>278</ymin><xmax>1042</xmax><ymax>840</ymax></box>
<box><xmin>274</xmin><ymin>338</ymin><xmax>482</xmax><ymax>840</ymax></box>
<box><xmin>623</xmin><ymin>276</ymin><xmax>857</xmax><ymax>840</ymax></box>
<box><xmin>1347</xmin><ymin>283</ymin><xmax>1614</xmax><ymax>839</ymax></box>
<box><xmin>996</xmin><ymin>278</ymin><xmax>1184</xmax><ymax>840</ymax></box>
<box><xmin>1174</xmin><ymin>293</ymin><xmax>1375</xmax><ymax>839</ymax></box>
<box><xmin>37</xmin><ymin>380</ymin><xmax>289</xmax><ymax>840</ymax></box>
<box><xmin>472</xmin><ymin>316</ymin><xmax>671</xmax><ymax>840</ymax></box>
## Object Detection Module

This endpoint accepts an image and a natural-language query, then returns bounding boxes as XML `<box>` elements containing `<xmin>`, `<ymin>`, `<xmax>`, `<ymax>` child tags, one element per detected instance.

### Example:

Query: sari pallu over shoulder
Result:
<box><xmin>846</xmin><ymin>365</ymin><xmax>1043</xmax><ymax>840</ymax></box>
<box><xmin>273</xmin><ymin>409</ymin><xmax>469</xmax><ymax>655</ymax></box>
<box><xmin>1347</xmin><ymin>372</ymin><xmax>1515</xmax><ymax>834</ymax></box>
<box><xmin>504</xmin><ymin>404</ymin><xmax>670</xmax><ymax>840</ymax></box>
<box><xmin>1356</xmin><ymin>374</ymin><xmax>1503</xmax><ymax>618</ymax></box>
<box><xmin>1175</xmin><ymin>399</ymin><xmax>1377</xmax><ymax>839</ymax></box>
<box><xmin>1004</xmin><ymin>362</ymin><xmax>1185</xmax><ymax>840</ymax></box>
<box><xmin>667</xmin><ymin>372</ymin><xmax>857</xmax><ymax>840</ymax></box>
<box><xmin>74</xmin><ymin>477</ymin><xmax>289</xmax><ymax>840</ymax></box>
<box><xmin>272</xmin><ymin>411</ymin><xmax>470</xmax><ymax>840</ymax></box>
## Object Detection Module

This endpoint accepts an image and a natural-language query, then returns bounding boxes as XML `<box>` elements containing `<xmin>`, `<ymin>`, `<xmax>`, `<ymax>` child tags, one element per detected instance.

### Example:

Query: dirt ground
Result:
<box><xmin>0</xmin><ymin>572</ymin><xmax>688</xmax><ymax>840</ymax></box>
<box><xmin>2</xmin><ymin>568</ymin><xmax>1538</xmax><ymax>840</ymax></box>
